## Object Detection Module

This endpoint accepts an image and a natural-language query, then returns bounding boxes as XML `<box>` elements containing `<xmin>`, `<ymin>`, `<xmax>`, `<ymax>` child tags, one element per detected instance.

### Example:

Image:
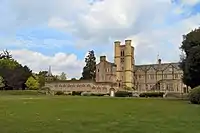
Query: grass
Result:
<box><xmin>0</xmin><ymin>94</ymin><xmax>200</xmax><ymax>133</ymax></box>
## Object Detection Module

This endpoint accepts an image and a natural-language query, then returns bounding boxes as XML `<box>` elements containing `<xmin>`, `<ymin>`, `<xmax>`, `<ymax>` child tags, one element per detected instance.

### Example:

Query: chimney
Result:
<box><xmin>158</xmin><ymin>59</ymin><xmax>161</xmax><ymax>65</ymax></box>
<box><xmin>100</xmin><ymin>56</ymin><xmax>106</xmax><ymax>62</ymax></box>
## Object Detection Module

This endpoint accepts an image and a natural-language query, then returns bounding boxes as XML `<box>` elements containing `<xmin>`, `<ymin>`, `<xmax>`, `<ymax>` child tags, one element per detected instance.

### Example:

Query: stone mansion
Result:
<box><xmin>45</xmin><ymin>40</ymin><xmax>189</xmax><ymax>93</ymax></box>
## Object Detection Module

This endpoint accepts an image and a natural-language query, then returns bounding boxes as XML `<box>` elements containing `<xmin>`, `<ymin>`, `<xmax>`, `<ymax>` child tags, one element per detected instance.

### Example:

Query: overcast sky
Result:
<box><xmin>0</xmin><ymin>0</ymin><xmax>200</xmax><ymax>78</ymax></box>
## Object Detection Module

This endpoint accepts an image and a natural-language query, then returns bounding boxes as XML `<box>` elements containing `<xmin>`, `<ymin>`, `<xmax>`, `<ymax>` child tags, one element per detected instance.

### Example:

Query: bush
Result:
<box><xmin>81</xmin><ymin>92</ymin><xmax>92</xmax><ymax>96</ymax></box>
<box><xmin>81</xmin><ymin>92</ymin><xmax>107</xmax><ymax>97</ymax></box>
<box><xmin>72</xmin><ymin>91</ymin><xmax>82</xmax><ymax>96</ymax></box>
<box><xmin>189</xmin><ymin>86</ymin><xmax>200</xmax><ymax>104</ymax></box>
<box><xmin>91</xmin><ymin>93</ymin><xmax>105</xmax><ymax>96</ymax></box>
<box><xmin>139</xmin><ymin>92</ymin><xmax>164</xmax><ymax>98</ymax></box>
<box><xmin>64</xmin><ymin>92</ymin><xmax>72</xmax><ymax>96</ymax></box>
<box><xmin>55</xmin><ymin>91</ymin><xmax>64</xmax><ymax>95</ymax></box>
<box><xmin>115</xmin><ymin>91</ymin><xmax>132</xmax><ymax>97</ymax></box>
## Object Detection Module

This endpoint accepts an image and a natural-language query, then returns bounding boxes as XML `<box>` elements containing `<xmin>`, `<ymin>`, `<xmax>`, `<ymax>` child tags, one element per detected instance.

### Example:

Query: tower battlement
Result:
<box><xmin>114</xmin><ymin>40</ymin><xmax>134</xmax><ymax>88</ymax></box>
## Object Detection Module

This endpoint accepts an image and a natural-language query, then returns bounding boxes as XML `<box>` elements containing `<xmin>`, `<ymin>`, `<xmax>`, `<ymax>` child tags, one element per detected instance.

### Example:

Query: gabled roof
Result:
<box><xmin>96</xmin><ymin>60</ymin><xmax>117</xmax><ymax>67</ymax></box>
<box><xmin>134</xmin><ymin>62</ymin><xmax>181</xmax><ymax>72</ymax></box>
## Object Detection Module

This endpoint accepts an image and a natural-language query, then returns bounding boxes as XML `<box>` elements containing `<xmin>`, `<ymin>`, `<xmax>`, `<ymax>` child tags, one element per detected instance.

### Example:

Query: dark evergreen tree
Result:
<box><xmin>81</xmin><ymin>50</ymin><xmax>96</xmax><ymax>80</ymax></box>
<box><xmin>180</xmin><ymin>28</ymin><xmax>200</xmax><ymax>88</ymax></box>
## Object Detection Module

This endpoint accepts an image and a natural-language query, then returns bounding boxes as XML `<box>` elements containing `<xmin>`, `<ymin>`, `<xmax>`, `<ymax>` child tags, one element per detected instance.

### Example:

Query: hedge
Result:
<box><xmin>189</xmin><ymin>86</ymin><xmax>200</xmax><ymax>104</ymax></box>
<box><xmin>139</xmin><ymin>92</ymin><xmax>164</xmax><ymax>98</ymax></box>
<box><xmin>81</xmin><ymin>92</ymin><xmax>108</xmax><ymax>97</ymax></box>
<box><xmin>115</xmin><ymin>91</ymin><xmax>132</xmax><ymax>97</ymax></box>
<box><xmin>72</xmin><ymin>91</ymin><xmax>82</xmax><ymax>96</ymax></box>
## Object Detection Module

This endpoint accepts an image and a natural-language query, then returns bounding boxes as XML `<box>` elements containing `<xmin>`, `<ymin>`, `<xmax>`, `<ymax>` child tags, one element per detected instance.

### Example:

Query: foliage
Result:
<box><xmin>72</xmin><ymin>91</ymin><xmax>83</xmax><ymax>96</ymax></box>
<box><xmin>25</xmin><ymin>76</ymin><xmax>40</xmax><ymax>90</ymax></box>
<box><xmin>0</xmin><ymin>76</ymin><xmax>5</xmax><ymax>88</ymax></box>
<box><xmin>81</xmin><ymin>50</ymin><xmax>96</xmax><ymax>80</ymax></box>
<box><xmin>37</xmin><ymin>71</ymin><xmax>48</xmax><ymax>87</ymax></box>
<box><xmin>139</xmin><ymin>92</ymin><xmax>164</xmax><ymax>98</ymax></box>
<box><xmin>55</xmin><ymin>91</ymin><xmax>64</xmax><ymax>95</ymax></box>
<box><xmin>115</xmin><ymin>91</ymin><xmax>132</xmax><ymax>97</ymax></box>
<box><xmin>0</xmin><ymin>50</ymin><xmax>12</xmax><ymax>59</ymax></box>
<box><xmin>71</xmin><ymin>78</ymin><xmax>77</xmax><ymax>80</ymax></box>
<box><xmin>59</xmin><ymin>72</ymin><xmax>67</xmax><ymax>80</ymax></box>
<box><xmin>180</xmin><ymin>28</ymin><xmax>200</xmax><ymax>88</ymax></box>
<box><xmin>81</xmin><ymin>92</ymin><xmax>107</xmax><ymax>96</ymax></box>
<box><xmin>0</xmin><ymin>57</ymin><xmax>32</xmax><ymax>90</ymax></box>
<box><xmin>189</xmin><ymin>86</ymin><xmax>200</xmax><ymax>104</ymax></box>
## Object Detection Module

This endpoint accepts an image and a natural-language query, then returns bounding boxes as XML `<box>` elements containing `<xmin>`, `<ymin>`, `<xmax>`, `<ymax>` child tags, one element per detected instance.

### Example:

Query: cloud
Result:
<box><xmin>179</xmin><ymin>0</ymin><xmax>200</xmax><ymax>6</ymax></box>
<box><xmin>1</xmin><ymin>0</ymin><xmax>200</xmax><ymax>78</ymax></box>
<box><xmin>11</xmin><ymin>49</ymin><xmax>85</xmax><ymax>79</ymax></box>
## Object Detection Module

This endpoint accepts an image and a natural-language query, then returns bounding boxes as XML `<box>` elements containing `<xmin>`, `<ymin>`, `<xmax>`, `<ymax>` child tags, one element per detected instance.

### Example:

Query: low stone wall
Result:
<box><xmin>45</xmin><ymin>80</ymin><xmax>119</xmax><ymax>94</ymax></box>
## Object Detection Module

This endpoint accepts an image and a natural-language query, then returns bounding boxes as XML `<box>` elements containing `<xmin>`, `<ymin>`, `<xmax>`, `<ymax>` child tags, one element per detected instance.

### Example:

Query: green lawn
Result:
<box><xmin>0</xmin><ymin>95</ymin><xmax>200</xmax><ymax>133</ymax></box>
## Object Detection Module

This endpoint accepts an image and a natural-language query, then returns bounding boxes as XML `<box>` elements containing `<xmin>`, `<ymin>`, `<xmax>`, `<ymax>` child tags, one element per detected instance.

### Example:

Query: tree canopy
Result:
<box><xmin>0</xmin><ymin>51</ymin><xmax>32</xmax><ymax>90</ymax></box>
<box><xmin>180</xmin><ymin>28</ymin><xmax>200</xmax><ymax>88</ymax></box>
<box><xmin>59</xmin><ymin>72</ymin><xmax>67</xmax><ymax>80</ymax></box>
<box><xmin>81</xmin><ymin>50</ymin><xmax>96</xmax><ymax>80</ymax></box>
<box><xmin>25</xmin><ymin>76</ymin><xmax>39</xmax><ymax>90</ymax></box>
<box><xmin>0</xmin><ymin>76</ymin><xmax>5</xmax><ymax>88</ymax></box>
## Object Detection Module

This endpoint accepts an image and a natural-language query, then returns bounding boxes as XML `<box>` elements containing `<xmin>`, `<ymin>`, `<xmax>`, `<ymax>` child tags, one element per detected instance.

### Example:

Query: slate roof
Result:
<box><xmin>134</xmin><ymin>62</ymin><xmax>181</xmax><ymax>72</ymax></box>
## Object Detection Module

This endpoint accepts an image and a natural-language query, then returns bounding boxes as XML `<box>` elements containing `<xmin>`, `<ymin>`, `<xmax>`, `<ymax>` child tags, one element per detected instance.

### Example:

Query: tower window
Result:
<box><xmin>121</xmin><ymin>50</ymin><xmax>125</xmax><ymax>56</ymax></box>
<box><xmin>121</xmin><ymin>58</ymin><xmax>124</xmax><ymax>63</ymax></box>
<box><xmin>175</xmin><ymin>74</ymin><xmax>178</xmax><ymax>79</ymax></box>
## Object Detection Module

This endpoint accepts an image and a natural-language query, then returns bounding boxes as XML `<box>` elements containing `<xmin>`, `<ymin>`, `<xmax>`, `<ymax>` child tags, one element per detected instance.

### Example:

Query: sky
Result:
<box><xmin>0</xmin><ymin>0</ymin><xmax>200</xmax><ymax>79</ymax></box>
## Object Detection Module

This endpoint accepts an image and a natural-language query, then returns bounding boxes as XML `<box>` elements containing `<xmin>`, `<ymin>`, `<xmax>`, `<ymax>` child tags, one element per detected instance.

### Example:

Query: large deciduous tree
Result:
<box><xmin>180</xmin><ymin>28</ymin><xmax>200</xmax><ymax>88</ymax></box>
<box><xmin>0</xmin><ymin>76</ymin><xmax>5</xmax><ymax>89</ymax></box>
<box><xmin>81</xmin><ymin>50</ymin><xmax>96</xmax><ymax>80</ymax></box>
<box><xmin>0</xmin><ymin>51</ymin><xmax>32</xmax><ymax>90</ymax></box>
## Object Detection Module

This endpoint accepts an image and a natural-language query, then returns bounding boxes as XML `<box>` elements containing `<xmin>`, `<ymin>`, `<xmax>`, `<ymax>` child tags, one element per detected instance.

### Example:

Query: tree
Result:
<box><xmin>0</xmin><ymin>52</ymin><xmax>32</xmax><ymax>90</ymax></box>
<box><xmin>0</xmin><ymin>76</ymin><xmax>5</xmax><ymax>89</ymax></box>
<box><xmin>71</xmin><ymin>78</ymin><xmax>77</xmax><ymax>80</ymax></box>
<box><xmin>81</xmin><ymin>50</ymin><xmax>96</xmax><ymax>80</ymax></box>
<box><xmin>37</xmin><ymin>71</ymin><xmax>48</xmax><ymax>88</ymax></box>
<box><xmin>180</xmin><ymin>28</ymin><xmax>200</xmax><ymax>88</ymax></box>
<box><xmin>60</xmin><ymin>72</ymin><xmax>67</xmax><ymax>80</ymax></box>
<box><xmin>25</xmin><ymin>76</ymin><xmax>39</xmax><ymax>90</ymax></box>
<box><xmin>0</xmin><ymin>50</ymin><xmax>12</xmax><ymax>59</ymax></box>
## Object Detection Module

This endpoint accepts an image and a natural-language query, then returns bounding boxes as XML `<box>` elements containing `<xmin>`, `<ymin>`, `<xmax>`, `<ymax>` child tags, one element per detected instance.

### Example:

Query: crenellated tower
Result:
<box><xmin>114</xmin><ymin>40</ymin><xmax>135</xmax><ymax>88</ymax></box>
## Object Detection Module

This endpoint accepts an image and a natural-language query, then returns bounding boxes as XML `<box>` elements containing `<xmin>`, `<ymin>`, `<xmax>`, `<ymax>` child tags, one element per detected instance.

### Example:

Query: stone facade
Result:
<box><xmin>114</xmin><ymin>40</ymin><xmax>134</xmax><ymax>88</ymax></box>
<box><xmin>45</xmin><ymin>39</ymin><xmax>189</xmax><ymax>94</ymax></box>
<box><xmin>134</xmin><ymin>61</ymin><xmax>188</xmax><ymax>93</ymax></box>
<box><xmin>96</xmin><ymin>56</ymin><xmax>117</xmax><ymax>83</ymax></box>
<box><xmin>45</xmin><ymin>80</ymin><xmax>119</xmax><ymax>94</ymax></box>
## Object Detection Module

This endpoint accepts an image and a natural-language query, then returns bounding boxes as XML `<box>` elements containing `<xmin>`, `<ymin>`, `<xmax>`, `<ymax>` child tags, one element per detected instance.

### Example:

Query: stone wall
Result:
<box><xmin>45</xmin><ymin>80</ymin><xmax>119</xmax><ymax>93</ymax></box>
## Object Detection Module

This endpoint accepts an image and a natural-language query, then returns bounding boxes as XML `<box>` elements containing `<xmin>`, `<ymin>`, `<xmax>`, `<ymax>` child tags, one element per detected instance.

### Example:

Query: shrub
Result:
<box><xmin>72</xmin><ymin>91</ymin><xmax>82</xmax><ymax>96</ymax></box>
<box><xmin>91</xmin><ymin>93</ymin><xmax>105</xmax><ymax>96</ymax></box>
<box><xmin>55</xmin><ymin>91</ymin><xmax>64</xmax><ymax>95</ymax></box>
<box><xmin>40</xmin><ymin>87</ymin><xmax>50</xmax><ymax>91</ymax></box>
<box><xmin>64</xmin><ymin>92</ymin><xmax>72</xmax><ymax>96</ymax></box>
<box><xmin>81</xmin><ymin>92</ymin><xmax>92</xmax><ymax>96</ymax></box>
<box><xmin>115</xmin><ymin>91</ymin><xmax>132</xmax><ymax>97</ymax></box>
<box><xmin>81</xmin><ymin>92</ymin><xmax>107</xmax><ymax>97</ymax></box>
<box><xmin>139</xmin><ymin>92</ymin><xmax>164</xmax><ymax>98</ymax></box>
<box><xmin>189</xmin><ymin>86</ymin><xmax>200</xmax><ymax>104</ymax></box>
